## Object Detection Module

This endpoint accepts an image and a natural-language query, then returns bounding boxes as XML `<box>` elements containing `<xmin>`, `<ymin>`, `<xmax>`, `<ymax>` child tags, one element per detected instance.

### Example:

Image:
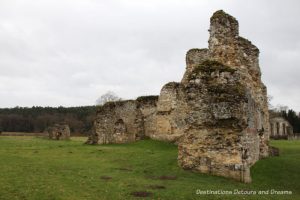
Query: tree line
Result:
<box><xmin>0</xmin><ymin>103</ymin><xmax>299</xmax><ymax>135</ymax></box>
<box><xmin>281</xmin><ymin>109</ymin><xmax>300</xmax><ymax>133</ymax></box>
<box><xmin>0</xmin><ymin>106</ymin><xmax>96</xmax><ymax>135</ymax></box>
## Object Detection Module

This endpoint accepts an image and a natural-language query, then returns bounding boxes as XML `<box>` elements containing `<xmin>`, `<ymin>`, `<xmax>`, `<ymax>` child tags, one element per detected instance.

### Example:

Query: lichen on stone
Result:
<box><xmin>192</xmin><ymin>60</ymin><xmax>236</xmax><ymax>75</ymax></box>
<box><xmin>136</xmin><ymin>95</ymin><xmax>159</xmax><ymax>103</ymax></box>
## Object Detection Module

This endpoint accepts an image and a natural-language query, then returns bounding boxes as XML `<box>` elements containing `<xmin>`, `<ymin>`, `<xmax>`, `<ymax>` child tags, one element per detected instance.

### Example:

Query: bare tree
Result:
<box><xmin>96</xmin><ymin>91</ymin><xmax>121</xmax><ymax>105</ymax></box>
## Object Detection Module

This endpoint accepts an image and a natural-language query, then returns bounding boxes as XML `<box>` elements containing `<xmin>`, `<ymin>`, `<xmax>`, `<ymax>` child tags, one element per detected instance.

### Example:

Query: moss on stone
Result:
<box><xmin>136</xmin><ymin>96</ymin><xmax>159</xmax><ymax>108</ymax></box>
<box><xmin>163</xmin><ymin>82</ymin><xmax>181</xmax><ymax>89</ymax></box>
<box><xmin>187</xmin><ymin>60</ymin><xmax>236</xmax><ymax>81</ymax></box>
<box><xmin>96</xmin><ymin>100</ymin><xmax>136</xmax><ymax>114</ymax></box>
<box><xmin>207</xmin><ymin>83</ymin><xmax>246</xmax><ymax>102</ymax></box>
<box><xmin>194</xmin><ymin>60</ymin><xmax>236</xmax><ymax>74</ymax></box>
<box><xmin>136</xmin><ymin>95</ymin><xmax>159</xmax><ymax>103</ymax></box>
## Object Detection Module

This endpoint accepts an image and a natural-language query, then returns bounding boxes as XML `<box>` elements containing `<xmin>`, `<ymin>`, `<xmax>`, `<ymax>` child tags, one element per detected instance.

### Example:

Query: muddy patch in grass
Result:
<box><xmin>100</xmin><ymin>176</ymin><xmax>112</xmax><ymax>180</ymax></box>
<box><xmin>130</xmin><ymin>191</ymin><xmax>153</xmax><ymax>197</ymax></box>
<box><xmin>148</xmin><ymin>185</ymin><xmax>166</xmax><ymax>189</ymax></box>
<box><xmin>145</xmin><ymin>175</ymin><xmax>177</xmax><ymax>180</ymax></box>
<box><xmin>159</xmin><ymin>175</ymin><xmax>177</xmax><ymax>180</ymax></box>
<box><xmin>116</xmin><ymin>167</ymin><xmax>133</xmax><ymax>172</ymax></box>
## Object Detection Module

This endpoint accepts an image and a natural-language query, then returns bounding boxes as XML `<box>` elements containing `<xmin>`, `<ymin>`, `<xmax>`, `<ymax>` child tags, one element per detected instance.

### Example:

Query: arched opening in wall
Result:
<box><xmin>283</xmin><ymin>123</ymin><xmax>286</xmax><ymax>135</ymax></box>
<box><xmin>276</xmin><ymin>122</ymin><xmax>279</xmax><ymax>135</ymax></box>
<box><xmin>114</xmin><ymin>119</ymin><xmax>126</xmax><ymax>135</ymax></box>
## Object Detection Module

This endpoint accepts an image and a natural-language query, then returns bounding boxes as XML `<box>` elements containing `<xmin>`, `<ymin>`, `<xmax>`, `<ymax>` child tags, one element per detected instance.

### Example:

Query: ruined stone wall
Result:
<box><xmin>208</xmin><ymin>10</ymin><xmax>270</xmax><ymax>158</ymax></box>
<box><xmin>270</xmin><ymin>117</ymin><xmax>293</xmax><ymax>138</ymax></box>
<box><xmin>48</xmin><ymin>124</ymin><xmax>70</xmax><ymax>140</ymax></box>
<box><xmin>177</xmin><ymin>10</ymin><xmax>270</xmax><ymax>183</ymax></box>
<box><xmin>182</xmin><ymin>49</ymin><xmax>209</xmax><ymax>84</ymax></box>
<box><xmin>177</xmin><ymin>60</ymin><xmax>259</xmax><ymax>183</ymax></box>
<box><xmin>86</xmin><ymin>96</ymin><xmax>158</xmax><ymax>144</ymax></box>
<box><xmin>86</xmin><ymin>100</ymin><xmax>140</xmax><ymax>144</ymax></box>
<box><xmin>153</xmin><ymin>82</ymin><xmax>188</xmax><ymax>143</ymax></box>
<box><xmin>88</xmin><ymin>10</ymin><xmax>270</xmax><ymax>183</ymax></box>
<box><xmin>136</xmin><ymin>96</ymin><xmax>158</xmax><ymax>139</ymax></box>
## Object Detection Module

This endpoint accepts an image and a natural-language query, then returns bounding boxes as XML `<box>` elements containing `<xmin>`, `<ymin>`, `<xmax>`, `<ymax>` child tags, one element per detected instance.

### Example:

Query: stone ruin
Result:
<box><xmin>48</xmin><ymin>123</ymin><xmax>71</xmax><ymax>140</ymax></box>
<box><xmin>270</xmin><ymin>116</ymin><xmax>293</xmax><ymax>139</ymax></box>
<box><xmin>86</xmin><ymin>96</ymin><xmax>158</xmax><ymax>144</ymax></box>
<box><xmin>86</xmin><ymin>10</ymin><xmax>270</xmax><ymax>183</ymax></box>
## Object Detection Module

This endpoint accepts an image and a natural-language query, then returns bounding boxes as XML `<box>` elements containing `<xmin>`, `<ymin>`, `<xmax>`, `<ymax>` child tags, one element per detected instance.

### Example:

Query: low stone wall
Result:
<box><xmin>86</xmin><ymin>96</ymin><xmax>158</xmax><ymax>144</ymax></box>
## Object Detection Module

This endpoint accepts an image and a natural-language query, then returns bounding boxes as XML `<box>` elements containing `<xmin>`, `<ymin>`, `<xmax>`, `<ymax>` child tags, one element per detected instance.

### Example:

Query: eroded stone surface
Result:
<box><xmin>177</xmin><ymin>10</ymin><xmax>270</xmax><ymax>183</ymax></box>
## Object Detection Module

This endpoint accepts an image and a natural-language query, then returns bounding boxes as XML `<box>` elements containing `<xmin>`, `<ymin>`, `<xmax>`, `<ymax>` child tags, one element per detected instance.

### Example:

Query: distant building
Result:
<box><xmin>270</xmin><ymin>117</ymin><xmax>293</xmax><ymax>139</ymax></box>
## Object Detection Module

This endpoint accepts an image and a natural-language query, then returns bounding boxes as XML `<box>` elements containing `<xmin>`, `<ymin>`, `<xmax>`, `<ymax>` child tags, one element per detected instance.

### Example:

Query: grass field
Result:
<box><xmin>0</xmin><ymin>136</ymin><xmax>299</xmax><ymax>200</ymax></box>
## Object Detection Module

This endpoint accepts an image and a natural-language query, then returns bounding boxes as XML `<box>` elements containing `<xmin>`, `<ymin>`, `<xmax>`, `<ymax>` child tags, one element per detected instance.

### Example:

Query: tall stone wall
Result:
<box><xmin>87</xmin><ymin>10</ymin><xmax>270</xmax><ymax>183</ymax></box>
<box><xmin>177</xmin><ymin>10</ymin><xmax>269</xmax><ymax>183</ymax></box>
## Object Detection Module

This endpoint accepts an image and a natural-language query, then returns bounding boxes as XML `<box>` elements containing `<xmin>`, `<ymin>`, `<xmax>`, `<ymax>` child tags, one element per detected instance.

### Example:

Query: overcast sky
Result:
<box><xmin>0</xmin><ymin>0</ymin><xmax>299</xmax><ymax>111</ymax></box>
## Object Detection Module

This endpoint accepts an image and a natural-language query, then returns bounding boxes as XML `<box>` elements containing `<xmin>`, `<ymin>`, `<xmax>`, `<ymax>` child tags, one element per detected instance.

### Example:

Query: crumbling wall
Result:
<box><xmin>177</xmin><ymin>10</ymin><xmax>270</xmax><ymax>183</ymax></box>
<box><xmin>182</xmin><ymin>48</ymin><xmax>209</xmax><ymax>84</ymax></box>
<box><xmin>87</xmin><ymin>10</ymin><xmax>270</xmax><ymax>183</ymax></box>
<box><xmin>86</xmin><ymin>96</ymin><xmax>159</xmax><ymax>144</ymax></box>
<box><xmin>136</xmin><ymin>96</ymin><xmax>158</xmax><ymax>139</ymax></box>
<box><xmin>48</xmin><ymin>124</ymin><xmax>70</xmax><ymax>140</ymax></box>
<box><xmin>153</xmin><ymin>82</ymin><xmax>188</xmax><ymax>143</ymax></box>
<box><xmin>86</xmin><ymin>100</ymin><xmax>140</xmax><ymax>144</ymax></box>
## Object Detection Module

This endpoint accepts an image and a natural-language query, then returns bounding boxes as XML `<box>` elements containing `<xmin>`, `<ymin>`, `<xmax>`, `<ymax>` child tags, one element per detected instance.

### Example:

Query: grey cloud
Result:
<box><xmin>0</xmin><ymin>0</ymin><xmax>299</xmax><ymax>111</ymax></box>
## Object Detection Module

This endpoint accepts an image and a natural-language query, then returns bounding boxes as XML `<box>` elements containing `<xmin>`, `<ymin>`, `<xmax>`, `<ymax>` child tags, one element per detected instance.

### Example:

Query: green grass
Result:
<box><xmin>0</xmin><ymin>137</ymin><xmax>299</xmax><ymax>200</ymax></box>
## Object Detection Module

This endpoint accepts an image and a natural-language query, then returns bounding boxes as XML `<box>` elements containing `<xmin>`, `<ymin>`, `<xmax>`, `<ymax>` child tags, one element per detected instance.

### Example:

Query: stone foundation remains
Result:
<box><xmin>86</xmin><ymin>10</ymin><xmax>270</xmax><ymax>183</ymax></box>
